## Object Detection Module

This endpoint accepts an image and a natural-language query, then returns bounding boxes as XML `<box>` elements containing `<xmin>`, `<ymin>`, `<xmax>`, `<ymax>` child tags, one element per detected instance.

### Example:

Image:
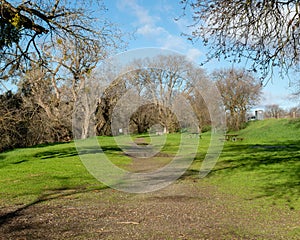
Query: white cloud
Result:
<box><xmin>117</xmin><ymin>0</ymin><xmax>165</xmax><ymax>40</ymax></box>
<box><xmin>154</xmin><ymin>0</ymin><xmax>174</xmax><ymax>14</ymax></box>
<box><xmin>116</xmin><ymin>0</ymin><xmax>203</xmax><ymax>62</ymax></box>
<box><xmin>117</xmin><ymin>0</ymin><xmax>158</xmax><ymax>26</ymax></box>
<box><xmin>136</xmin><ymin>24</ymin><xmax>166</xmax><ymax>37</ymax></box>
<box><xmin>160</xmin><ymin>34</ymin><xmax>185</xmax><ymax>50</ymax></box>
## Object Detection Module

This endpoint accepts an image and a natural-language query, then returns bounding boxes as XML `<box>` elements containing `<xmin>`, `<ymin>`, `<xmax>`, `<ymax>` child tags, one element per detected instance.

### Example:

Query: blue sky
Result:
<box><xmin>104</xmin><ymin>0</ymin><xmax>298</xmax><ymax>109</ymax></box>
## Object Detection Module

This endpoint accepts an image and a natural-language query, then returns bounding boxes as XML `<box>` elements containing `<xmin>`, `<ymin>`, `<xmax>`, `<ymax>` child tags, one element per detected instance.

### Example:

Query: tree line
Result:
<box><xmin>264</xmin><ymin>104</ymin><xmax>300</xmax><ymax>119</ymax></box>
<box><xmin>1</xmin><ymin>0</ymin><xmax>299</xmax><ymax>152</ymax></box>
<box><xmin>0</xmin><ymin>54</ymin><xmax>263</xmax><ymax>152</ymax></box>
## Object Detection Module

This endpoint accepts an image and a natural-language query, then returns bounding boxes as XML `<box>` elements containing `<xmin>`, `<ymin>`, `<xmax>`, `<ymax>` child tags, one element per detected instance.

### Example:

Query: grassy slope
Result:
<box><xmin>0</xmin><ymin>137</ymin><xmax>131</xmax><ymax>207</ymax></box>
<box><xmin>0</xmin><ymin>119</ymin><xmax>299</xmax><ymax>213</ymax></box>
<box><xmin>198</xmin><ymin>118</ymin><xmax>300</xmax><ymax>210</ymax></box>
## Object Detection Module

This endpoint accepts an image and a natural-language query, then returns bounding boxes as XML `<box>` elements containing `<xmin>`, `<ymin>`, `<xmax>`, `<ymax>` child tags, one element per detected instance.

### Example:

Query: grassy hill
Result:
<box><xmin>0</xmin><ymin>119</ymin><xmax>299</xmax><ymax>211</ymax></box>
<box><xmin>196</xmin><ymin>118</ymin><xmax>300</xmax><ymax>210</ymax></box>
<box><xmin>237</xmin><ymin>118</ymin><xmax>300</xmax><ymax>143</ymax></box>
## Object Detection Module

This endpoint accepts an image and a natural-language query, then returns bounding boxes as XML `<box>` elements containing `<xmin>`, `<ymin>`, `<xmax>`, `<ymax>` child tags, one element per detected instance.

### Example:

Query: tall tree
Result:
<box><xmin>1</xmin><ymin>0</ymin><xmax>125</xmax><ymax>142</ymax></box>
<box><xmin>94</xmin><ymin>54</ymin><xmax>217</xmax><ymax>136</ymax></box>
<box><xmin>20</xmin><ymin>64</ymin><xmax>73</xmax><ymax>141</ymax></box>
<box><xmin>0</xmin><ymin>91</ymin><xmax>26</xmax><ymax>151</ymax></box>
<box><xmin>20</xmin><ymin>35</ymin><xmax>113</xmax><ymax>140</ymax></box>
<box><xmin>131</xmin><ymin>55</ymin><xmax>198</xmax><ymax>134</ymax></box>
<box><xmin>180</xmin><ymin>0</ymin><xmax>300</xmax><ymax>80</ymax></box>
<box><xmin>212</xmin><ymin>68</ymin><xmax>262</xmax><ymax>130</ymax></box>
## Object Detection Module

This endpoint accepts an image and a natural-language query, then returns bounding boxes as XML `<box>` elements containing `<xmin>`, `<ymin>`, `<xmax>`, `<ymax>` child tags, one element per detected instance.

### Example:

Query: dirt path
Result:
<box><xmin>123</xmin><ymin>137</ymin><xmax>173</xmax><ymax>172</ymax></box>
<box><xmin>0</xmin><ymin>178</ymin><xmax>299</xmax><ymax>240</ymax></box>
<box><xmin>1</xmin><ymin>140</ymin><xmax>299</xmax><ymax>239</ymax></box>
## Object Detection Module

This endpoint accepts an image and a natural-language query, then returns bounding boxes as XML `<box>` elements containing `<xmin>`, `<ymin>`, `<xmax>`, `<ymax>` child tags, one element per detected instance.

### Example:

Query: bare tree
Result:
<box><xmin>212</xmin><ymin>68</ymin><xmax>262</xmax><ymax>130</ymax></box>
<box><xmin>46</xmin><ymin>38</ymin><xmax>107</xmax><ymax>139</ymax></box>
<box><xmin>20</xmin><ymin>64</ymin><xmax>73</xmax><ymax>142</ymax></box>
<box><xmin>0</xmin><ymin>87</ymin><xmax>73</xmax><ymax>151</ymax></box>
<box><xmin>131</xmin><ymin>55</ymin><xmax>196</xmax><ymax>134</ymax></box>
<box><xmin>94</xmin><ymin>54</ymin><xmax>221</xmax><ymax>136</ymax></box>
<box><xmin>0</xmin><ymin>91</ymin><xmax>26</xmax><ymax>151</ymax></box>
<box><xmin>0</xmin><ymin>0</ymin><xmax>124</xmax><ymax>84</ymax></box>
<box><xmin>264</xmin><ymin>104</ymin><xmax>285</xmax><ymax>119</ymax></box>
<box><xmin>183</xmin><ymin>66</ymin><xmax>219</xmax><ymax>132</ymax></box>
<box><xmin>180</xmin><ymin>0</ymin><xmax>300</xmax><ymax>80</ymax></box>
<box><xmin>95</xmin><ymin>78</ymin><xmax>127</xmax><ymax>136</ymax></box>
<box><xmin>1</xmin><ymin>0</ymin><xmax>125</xmax><ymax>140</ymax></box>
<box><xmin>288</xmin><ymin>106</ymin><xmax>300</xmax><ymax>118</ymax></box>
<box><xmin>21</xmin><ymin>36</ymin><xmax>111</xmax><ymax>140</ymax></box>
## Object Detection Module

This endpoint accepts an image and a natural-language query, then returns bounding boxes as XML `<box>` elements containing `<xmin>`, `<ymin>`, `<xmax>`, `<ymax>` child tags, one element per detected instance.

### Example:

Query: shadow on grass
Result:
<box><xmin>0</xmin><ymin>144</ymin><xmax>120</xmax><ymax>228</ymax></box>
<box><xmin>34</xmin><ymin>145</ymin><xmax>124</xmax><ymax>160</ymax></box>
<box><xmin>1</xmin><ymin>140</ymin><xmax>125</xmax><ymax>163</ymax></box>
<box><xmin>34</xmin><ymin>147</ymin><xmax>78</xmax><ymax>159</ymax></box>
<box><xmin>28</xmin><ymin>140</ymin><xmax>73</xmax><ymax>149</ymax></box>
<box><xmin>217</xmin><ymin>140</ymin><xmax>300</xmax><ymax>169</ymax></box>
<box><xmin>186</xmin><ymin>140</ymin><xmax>300</xmax><ymax>207</ymax></box>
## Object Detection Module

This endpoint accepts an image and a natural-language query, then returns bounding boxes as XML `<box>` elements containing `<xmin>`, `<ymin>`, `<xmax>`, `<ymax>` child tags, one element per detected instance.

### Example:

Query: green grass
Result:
<box><xmin>0</xmin><ymin>119</ymin><xmax>299</xmax><ymax>212</ymax></box>
<box><xmin>0</xmin><ymin>136</ymin><xmax>133</xmax><ymax>207</ymax></box>
<box><xmin>193</xmin><ymin>118</ymin><xmax>300</xmax><ymax>210</ymax></box>
<box><xmin>0</xmin><ymin>134</ymin><xmax>185</xmax><ymax>207</ymax></box>
<box><xmin>237</xmin><ymin>118</ymin><xmax>300</xmax><ymax>143</ymax></box>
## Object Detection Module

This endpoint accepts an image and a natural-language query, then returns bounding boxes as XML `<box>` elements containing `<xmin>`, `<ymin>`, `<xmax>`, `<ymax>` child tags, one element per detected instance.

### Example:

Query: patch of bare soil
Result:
<box><xmin>125</xmin><ymin>151</ymin><xmax>173</xmax><ymax>173</ymax></box>
<box><xmin>125</xmin><ymin>155</ymin><xmax>173</xmax><ymax>173</ymax></box>
<box><xmin>124</xmin><ymin>138</ymin><xmax>173</xmax><ymax>173</ymax></box>
<box><xmin>0</xmin><ymin>179</ymin><xmax>299</xmax><ymax>240</ymax></box>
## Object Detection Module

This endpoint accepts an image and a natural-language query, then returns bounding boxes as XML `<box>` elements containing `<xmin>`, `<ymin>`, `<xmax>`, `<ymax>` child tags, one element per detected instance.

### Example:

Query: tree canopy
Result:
<box><xmin>180</xmin><ymin>0</ymin><xmax>300</xmax><ymax>80</ymax></box>
<box><xmin>0</xmin><ymin>0</ymin><xmax>123</xmax><ymax>83</ymax></box>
